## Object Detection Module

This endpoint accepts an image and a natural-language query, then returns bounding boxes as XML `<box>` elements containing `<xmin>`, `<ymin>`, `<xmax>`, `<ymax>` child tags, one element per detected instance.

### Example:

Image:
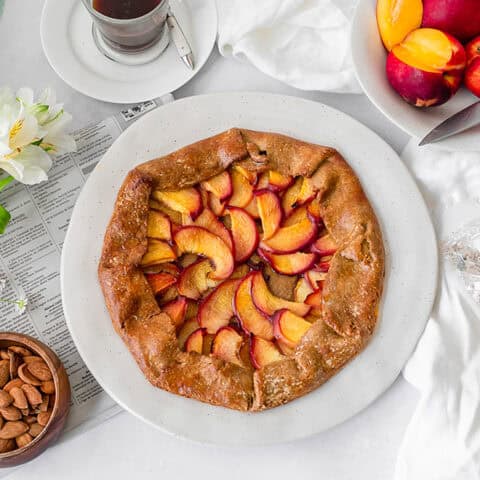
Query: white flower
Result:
<box><xmin>14</xmin><ymin>297</ymin><xmax>28</xmax><ymax>315</ymax></box>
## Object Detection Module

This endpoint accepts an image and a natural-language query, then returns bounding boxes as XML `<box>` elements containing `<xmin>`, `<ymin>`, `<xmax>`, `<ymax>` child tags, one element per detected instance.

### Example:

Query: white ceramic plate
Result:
<box><xmin>40</xmin><ymin>0</ymin><xmax>217</xmax><ymax>103</ymax></box>
<box><xmin>351</xmin><ymin>0</ymin><xmax>479</xmax><ymax>152</ymax></box>
<box><xmin>61</xmin><ymin>93</ymin><xmax>438</xmax><ymax>446</ymax></box>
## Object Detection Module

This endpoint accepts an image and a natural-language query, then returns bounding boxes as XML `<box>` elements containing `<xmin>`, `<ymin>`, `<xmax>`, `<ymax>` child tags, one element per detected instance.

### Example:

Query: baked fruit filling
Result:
<box><xmin>141</xmin><ymin>165</ymin><xmax>338</xmax><ymax>371</ymax></box>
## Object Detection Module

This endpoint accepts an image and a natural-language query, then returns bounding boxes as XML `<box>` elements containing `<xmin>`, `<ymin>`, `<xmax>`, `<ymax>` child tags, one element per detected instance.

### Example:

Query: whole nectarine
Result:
<box><xmin>465</xmin><ymin>36</ymin><xmax>480</xmax><ymax>65</ymax></box>
<box><xmin>386</xmin><ymin>28</ymin><xmax>466</xmax><ymax>107</ymax></box>
<box><xmin>465</xmin><ymin>57</ymin><xmax>480</xmax><ymax>97</ymax></box>
<box><xmin>422</xmin><ymin>0</ymin><xmax>480</xmax><ymax>42</ymax></box>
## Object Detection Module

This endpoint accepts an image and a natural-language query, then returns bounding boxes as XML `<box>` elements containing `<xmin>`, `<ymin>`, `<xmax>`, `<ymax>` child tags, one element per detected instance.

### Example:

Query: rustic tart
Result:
<box><xmin>98</xmin><ymin>128</ymin><xmax>384</xmax><ymax>411</ymax></box>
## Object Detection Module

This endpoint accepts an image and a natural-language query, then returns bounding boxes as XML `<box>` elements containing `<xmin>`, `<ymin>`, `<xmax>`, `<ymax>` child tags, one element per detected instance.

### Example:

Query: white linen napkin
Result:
<box><xmin>216</xmin><ymin>0</ymin><xmax>361</xmax><ymax>93</ymax></box>
<box><xmin>395</xmin><ymin>140</ymin><xmax>480</xmax><ymax>480</ymax></box>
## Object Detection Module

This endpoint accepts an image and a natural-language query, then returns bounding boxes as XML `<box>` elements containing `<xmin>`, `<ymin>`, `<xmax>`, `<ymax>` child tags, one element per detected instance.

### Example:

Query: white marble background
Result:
<box><xmin>0</xmin><ymin>1</ymin><xmax>417</xmax><ymax>479</ymax></box>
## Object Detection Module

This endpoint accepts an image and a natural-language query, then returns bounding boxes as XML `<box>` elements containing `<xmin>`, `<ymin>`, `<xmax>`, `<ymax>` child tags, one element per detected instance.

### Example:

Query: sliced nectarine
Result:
<box><xmin>211</xmin><ymin>326</ymin><xmax>243</xmax><ymax>366</ymax></box>
<box><xmin>194</xmin><ymin>208</ymin><xmax>233</xmax><ymax>251</ymax></box>
<box><xmin>141</xmin><ymin>263</ymin><xmax>180</xmax><ymax>276</ymax></box>
<box><xmin>228</xmin><ymin>169</ymin><xmax>254</xmax><ymax>208</ymax></box>
<box><xmin>231</xmin><ymin>264</ymin><xmax>250</xmax><ymax>279</ymax></box>
<box><xmin>244</xmin><ymin>196</ymin><xmax>260</xmax><ymax>218</ymax></box>
<box><xmin>198</xmin><ymin>278</ymin><xmax>242</xmax><ymax>334</ymax></box>
<box><xmin>153</xmin><ymin>187</ymin><xmax>202</xmax><ymax>220</ymax></box>
<box><xmin>315</xmin><ymin>261</ymin><xmax>331</xmax><ymax>273</ymax></box>
<box><xmin>282</xmin><ymin>177</ymin><xmax>302</xmax><ymax>215</ymax></box>
<box><xmin>208</xmin><ymin>192</ymin><xmax>227</xmax><ymax>216</ymax></box>
<box><xmin>225</xmin><ymin>207</ymin><xmax>259</xmax><ymax>263</ymax></box>
<box><xmin>293</xmin><ymin>277</ymin><xmax>314</xmax><ymax>303</ymax></box>
<box><xmin>185</xmin><ymin>328</ymin><xmax>206</xmax><ymax>353</ymax></box>
<box><xmin>174</xmin><ymin>226</ymin><xmax>234</xmax><ymax>280</ymax></box>
<box><xmin>255</xmin><ymin>189</ymin><xmax>282</xmax><ymax>240</ymax></box>
<box><xmin>177</xmin><ymin>259</ymin><xmax>218</xmax><ymax>300</ymax></box>
<box><xmin>250</xmin><ymin>337</ymin><xmax>284</xmax><ymax>369</ymax></box>
<box><xmin>233</xmin><ymin>165</ymin><xmax>257</xmax><ymax>185</ymax></box>
<box><xmin>376</xmin><ymin>0</ymin><xmax>423</xmax><ymax>51</ymax></box>
<box><xmin>305</xmin><ymin>270</ymin><xmax>327</xmax><ymax>290</ymax></box>
<box><xmin>177</xmin><ymin>318</ymin><xmax>200</xmax><ymax>349</ymax></box>
<box><xmin>311</xmin><ymin>233</ymin><xmax>337</xmax><ymax>256</ymax></box>
<box><xmin>306</xmin><ymin>197</ymin><xmax>322</xmax><ymax>221</ymax></box>
<box><xmin>149</xmin><ymin>199</ymin><xmax>183</xmax><ymax>225</ymax></box>
<box><xmin>141</xmin><ymin>240</ymin><xmax>177</xmax><ymax>266</ymax></box>
<box><xmin>200</xmin><ymin>171</ymin><xmax>232</xmax><ymax>201</ymax></box>
<box><xmin>163</xmin><ymin>296</ymin><xmax>188</xmax><ymax>328</ymax></box>
<box><xmin>305</xmin><ymin>289</ymin><xmax>323</xmax><ymax>316</ymax></box>
<box><xmin>273</xmin><ymin>309</ymin><xmax>312</xmax><ymax>349</ymax></box>
<box><xmin>258</xmin><ymin>249</ymin><xmax>317</xmax><ymax>275</ymax></box>
<box><xmin>260</xmin><ymin>215</ymin><xmax>317</xmax><ymax>254</ymax></box>
<box><xmin>145</xmin><ymin>272</ymin><xmax>177</xmax><ymax>296</ymax></box>
<box><xmin>234</xmin><ymin>274</ymin><xmax>274</xmax><ymax>340</ymax></box>
<box><xmin>251</xmin><ymin>271</ymin><xmax>310</xmax><ymax>317</ymax></box>
<box><xmin>147</xmin><ymin>210</ymin><xmax>172</xmax><ymax>241</ymax></box>
<box><xmin>296</xmin><ymin>177</ymin><xmax>317</xmax><ymax>205</ymax></box>
<box><xmin>284</xmin><ymin>206</ymin><xmax>309</xmax><ymax>227</ymax></box>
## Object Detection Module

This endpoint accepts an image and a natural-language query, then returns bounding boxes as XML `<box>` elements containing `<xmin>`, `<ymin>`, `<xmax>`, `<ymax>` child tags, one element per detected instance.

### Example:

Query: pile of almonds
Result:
<box><xmin>0</xmin><ymin>346</ymin><xmax>55</xmax><ymax>453</ymax></box>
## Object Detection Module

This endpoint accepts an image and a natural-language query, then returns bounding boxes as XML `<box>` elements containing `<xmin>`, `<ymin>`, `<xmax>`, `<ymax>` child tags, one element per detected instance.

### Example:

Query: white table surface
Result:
<box><xmin>1</xmin><ymin>1</ymin><xmax>419</xmax><ymax>479</ymax></box>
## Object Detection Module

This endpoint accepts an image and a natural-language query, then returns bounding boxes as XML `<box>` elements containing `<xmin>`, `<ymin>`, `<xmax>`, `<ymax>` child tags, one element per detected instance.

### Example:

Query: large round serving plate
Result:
<box><xmin>61</xmin><ymin>93</ymin><xmax>437</xmax><ymax>446</ymax></box>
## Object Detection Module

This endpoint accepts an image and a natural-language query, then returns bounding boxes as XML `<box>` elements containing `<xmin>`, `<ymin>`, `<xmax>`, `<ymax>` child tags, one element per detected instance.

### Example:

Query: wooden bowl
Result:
<box><xmin>0</xmin><ymin>333</ymin><xmax>70</xmax><ymax>467</ymax></box>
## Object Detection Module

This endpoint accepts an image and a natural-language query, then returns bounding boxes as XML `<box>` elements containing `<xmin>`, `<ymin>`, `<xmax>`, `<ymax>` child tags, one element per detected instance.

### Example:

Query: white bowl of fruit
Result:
<box><xmin>351</xmin><ymin>0</ymin><xmax>480</xmax><ymax>151</ymax></box>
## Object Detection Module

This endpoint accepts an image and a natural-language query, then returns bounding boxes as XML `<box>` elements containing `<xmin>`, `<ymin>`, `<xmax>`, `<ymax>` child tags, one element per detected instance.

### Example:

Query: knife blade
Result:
<box><xmin>166</xmin><ymin>10</ymin><xmax>194</xmax><ymax>70</ymax></box>
<box><xmin>418</xmin><ymin>101</ymin><xmax>480</xmax><ymax>146</ymax></box>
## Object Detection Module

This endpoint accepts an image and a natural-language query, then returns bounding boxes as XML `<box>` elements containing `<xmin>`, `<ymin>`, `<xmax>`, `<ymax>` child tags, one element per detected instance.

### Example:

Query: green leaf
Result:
<box><xmin>0</xmin><ymin>205</ymin><xmax>11</xmax><ymax>234</ymax></box>
<box><xmin>0</xmin><ymin>176</ymin><xmax>13</xmax><ymax>192</ymax></box>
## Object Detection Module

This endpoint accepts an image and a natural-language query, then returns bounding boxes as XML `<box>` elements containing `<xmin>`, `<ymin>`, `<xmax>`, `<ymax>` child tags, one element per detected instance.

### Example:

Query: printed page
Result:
<box><xmin>0</xmin><ymin>95</ymin><xmax>173</xmax><ymax>432</ymax></box>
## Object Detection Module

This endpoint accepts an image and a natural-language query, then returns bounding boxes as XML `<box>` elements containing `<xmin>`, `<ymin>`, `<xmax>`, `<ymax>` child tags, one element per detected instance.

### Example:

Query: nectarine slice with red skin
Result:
<box><xmin>294</xmin><ymin>277</ymin><xmax>314</xmax><ymax>303</ymax></box>
<box><xmin>225</xmin><ymin>207</ymin><xmax>259</xmax><ymax>263</ymax></box>
<box><xmin>305</xmin><ymin>270</ymin><xmax>327</xmax><ymax>290</ymax></box>
<box><xmin>243</xmin><ymin>196</ymin><xmax>260</xmax><ymax>218</ymax></box>
<box><xmin>258</xmin><ymin>249</ymin><xmax>317</xmax><ymax>275</ymax></box>
<box><xmin>185</xmin><ymin>328</ymin><xmax>206</xmax><ymax>354</ymax></box>
<box><xmin>153</xmin><ymin>187</ymin><xmax>202</xmax><ymax>221</ymax></box>
<box><xmin>376</xmin><ymin>0</ymin><xmax>423</xmax><ymax>51</ymax></box>
<box><xmin>259</xmin><ymin>214</ymin><xmax>317</xmax><ymax>254</ymax></box>
<box><xmin>177</xmin><ymin>318</ymin><xmax>200</xmax><ymax>349</ymax></box>
<box><xmin>315</xmin><ymin>261</ymin><xmax>331</xmax><ymax>273</ymax></box>
<box><xmin>250</xmin><ymin>336</ymin><xmax>284</xmax><ymax>369</ymax></box>
<box><xmin>194</xmin><ymin>208</ymin><xmax>233</xmax><ymax>251</ymax></box>
<box><xmin>141</xmin><ymin>240</ymin><xmax>177</xmax><ymax>266</ymax></box>
<box><xmin>163</xmin><ymin>296</ymin><xmax>188</xmax><ymax>329</ymax></box>
<box><xmin>208</xmin><ymin>192</ymin><xmax>227</xmax><ymax>216</ymax></box>
<box><xmin>281</xmin><ymin>177</ymin><xmax>303</xmax><ymax>216</ymax></box>
<box><xmin>174</xmin><ymin>226</ymin><xmax>234</xmax><ymax>280</ymax></box>
<box><xmin>198</xmin><ymin>278</ymin><xmax>242</xmax><ymax>334</ymax></box>
<box><xmin>273</xmin><ymin>309</ymin><xmax>312</xmax><ymax>349</ymax></box>
<box><xmin>200</xmin><ymin>171</ymin><xmax>233</xmax><ymax>201</ymax></box>
<box><xmin>392</xmin><ymin>28</ymin><xmax>466</xmax><ymax>74</ymax></box>
<box><xmin>212</xmin><ymin>326</ymin><xmax>244</xmax><ymax>366</ymax></box>
<box><xmin>235</xmin><ymin>274</ymin><xmax>274</xmax><ymax>340</ymax></box>
<box><xmin>257</xmin><ymin>170</ymin><xmax>293</xmax><ymax>192</ymax></box>
<box><xmin>145</xmin><ymin>272</ymin><xmax>177</xmax><ymax>296</ymax></box>
<box><xmin>177</xmin><ymin>259</ymin><xmax>219</xmax><ymax>300</ymax></box>
<box><xmin>147</xmin><ymin>210</ymin><xmax>172</xmax><ymax>241</ymax></box>
<box><xmin>311</xmin><ymin>233</ymin><xmax>337</xmax><ymax>256</ymax></box>
<box><xmin>296</xmin><ymin>177</ymin><xmax>317</xmax><ymax>206</ymax></box>
<box><xmin>305</xmin><ymin>289</ymin><xmax>323</xmax><ymax>316</ymax></box>
<box><xmin>306</xmin><ymin>197</ymin><xmax>322</xmax><ymax>221</ymax></box>
<box><xmin>233</xmin><ymin>165</ymin><xmax>258</xmax><ymax>185</ymax></box>
<box><xmin>228</xmin><ymin>169</ymin><xmax>254</xmax><ymax>208</ymax></box>
<box><xmin>276</xmin><ymin>338</ymin><xmax>295</xmax><ymax>356</ymax></box>
<box><xmin>255</xmin><ymin>189</ymin><xmax>282</xmax><ymax>240</ymax></box>
<box><xmin>251</xmin><ymin>271</ymin><xmax>310</xmax><ymax>317</ymax></box>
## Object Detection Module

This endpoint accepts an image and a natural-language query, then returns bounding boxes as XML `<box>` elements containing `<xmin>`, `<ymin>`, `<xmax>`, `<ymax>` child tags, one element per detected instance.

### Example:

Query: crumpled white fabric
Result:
<box><xmin>216</xmin><ymin>0</ymin><xmax>361</xmax><ymax>93</ymax></box>
<box><xmin>395</xmin><ymin>140</ymin><xmax>480</xmax><ymax>480</ymax></box>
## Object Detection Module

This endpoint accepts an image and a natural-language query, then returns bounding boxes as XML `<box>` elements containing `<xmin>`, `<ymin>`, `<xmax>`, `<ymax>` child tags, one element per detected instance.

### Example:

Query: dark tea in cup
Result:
<box><xmin>92</xmin><ymin>0</ymin><xmax>162</xmax><ymax>19</ymax></box>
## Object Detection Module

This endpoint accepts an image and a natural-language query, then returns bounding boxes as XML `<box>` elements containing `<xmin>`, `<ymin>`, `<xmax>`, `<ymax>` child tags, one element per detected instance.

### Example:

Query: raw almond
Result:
<box><xmin>23</xmin><ymin>356</ymin><xmax>42</xmax><ymax>364</ymax></box>
<box><xmin>8</xmin><ymin>352</ymin><xmax>21</xmax><ymax>380</ymax></box>
<box><xmin>0</xmin><ymin>390</ymin><xmax>13</xmax><ymax>408</ymax></box>
<box><xmin>8</xmin><ymin>346</ymin><xmax>32</xmax><ymax>357</ymax></box>
<box><xmin>40</xmin><ymin>381</ymin><xmax>55</xmax><ymax>394</ymax></box>
<box><xmin>17</xmin><ymin>364</ymin><xmax>41</xmax><ymax>386</ymax></box>
<box><xmin>37</xmin><ymin>411</ymin><xmax>51</xmax><ymax>427</ymax></box>
<box><xmin>0</xmin><ymin>421</ymin><xmax>28</xmax><ymax>439</ymax></box>
<box><xmin>0</xmin><ymin>351</ymin><xmax>9</xmax><ymax>361</ymax></box>
<box><xmin>39</xmin><ymin>396</ymin><xmax>49</xmax><ymax>413</ymax></box>
<box><xmin>15</xmin><ymin>432</ymin><xmax>33</xmax><ymax>448</ymax></box>
<box><xmin>0</xmin><ymin>406</ymin><xmax>21</xmax><ymax>421</ymax></box>
<box><xmin>0</xmin><ymin>438</ymin><xmax>15</xmax><ymax>453</ymax></box>
<box><xmin>10</xmin><ymin>387</ymin><xmax>28</xmax><ymax>410</ymax></box>
<box><xmin>3</xmin><ymin>378</ymin><xmax>24</xmax><ymax>392</ymax></box>
<box><xmin>0</xmin><ymin>360</ymin><xmax>10</xmax><ymax>388</ymax></box>
<box><xmin>28</xmin><ymin>422</ymin><xmax>43</xmax><ymax>437</ymax></box>
<box><xmin>21</xmin><ymin>384</ymin><xmax>42</xmax><ymax>406</ymax></box>
<box><xmin>27</xmin><ymin>361</ymin><xmax>52</xmax><ymax>382</ymax></box>
<box><xmin>23</xmin><ymin>415</ymin><xmax>36</xmax><ymax>425</ymax></box>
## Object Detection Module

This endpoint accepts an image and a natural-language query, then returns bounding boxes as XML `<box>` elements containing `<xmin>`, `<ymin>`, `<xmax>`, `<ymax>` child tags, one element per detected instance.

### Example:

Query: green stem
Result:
<box><xmin>0</xmin><ymin>176</ymin><xmax>13</xmax><ymax>192</ymax></box>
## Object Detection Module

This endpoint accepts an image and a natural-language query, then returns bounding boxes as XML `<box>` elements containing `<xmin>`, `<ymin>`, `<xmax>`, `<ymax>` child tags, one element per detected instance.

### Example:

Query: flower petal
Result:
<box><xmin>0</xmin><ymin>145</ymin><xmax>52</xmax><ymax>185</ymax></box>
<box><xmin>16</xmin><ymin>87</ymin><xmax>34</xmax><ymax>106</ymax></box>
<box><xmin>38</xmin><ymin>87</ymin><xmax>56</xmax><ymax>107</ymax></box>
<box><xmin>43</xmin><ymin>131</ymin><xmax>76</xmax><ymax>155</ymax></box>
<box><xmin>8</xmin><ymin>110</ymin><xmax>39</xmax><ymax>150</ymax></box>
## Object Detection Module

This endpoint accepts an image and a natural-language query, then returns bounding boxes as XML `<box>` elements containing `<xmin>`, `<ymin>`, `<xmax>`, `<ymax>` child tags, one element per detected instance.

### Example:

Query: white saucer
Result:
<box><xmin>40</xmin><ymin>0</ymin><xmax>217</xmax><ymax>103</ymax></box>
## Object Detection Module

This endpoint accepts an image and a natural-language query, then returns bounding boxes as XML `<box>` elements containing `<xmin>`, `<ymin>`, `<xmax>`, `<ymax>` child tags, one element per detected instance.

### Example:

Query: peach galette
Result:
<box><xmin>99</xmin><ymin>129</ymin><xmax>384</xmax><ymax>411</ymax></box>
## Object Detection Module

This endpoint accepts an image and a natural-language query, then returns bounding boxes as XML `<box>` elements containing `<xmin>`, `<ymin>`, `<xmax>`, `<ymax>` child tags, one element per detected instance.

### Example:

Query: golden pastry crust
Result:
<box><xmin>98</xmin><ymin>128</ymin><xmax>384</xmax><ymax>411</ymax></box>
